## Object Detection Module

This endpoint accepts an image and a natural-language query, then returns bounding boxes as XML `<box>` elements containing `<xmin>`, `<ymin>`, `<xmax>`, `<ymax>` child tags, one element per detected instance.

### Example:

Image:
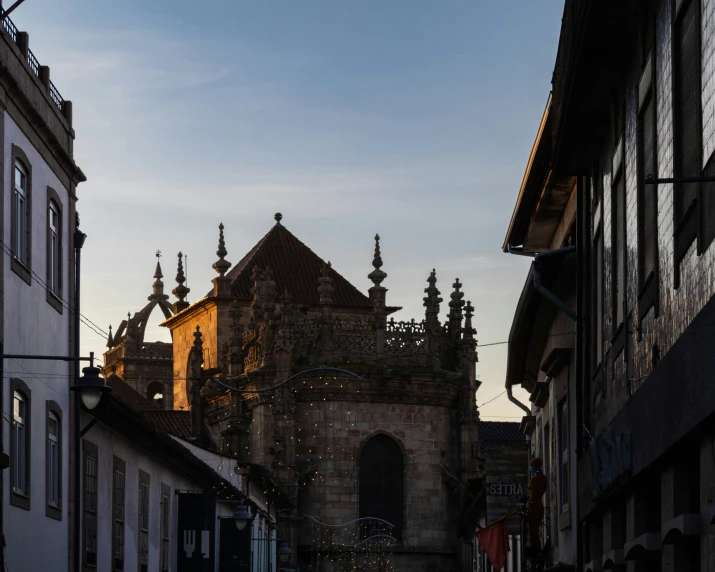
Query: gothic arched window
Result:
<box><xmin>359</xmin><ymin>434</ymin><xmax>404</xmax><ymax>539</ymax></box>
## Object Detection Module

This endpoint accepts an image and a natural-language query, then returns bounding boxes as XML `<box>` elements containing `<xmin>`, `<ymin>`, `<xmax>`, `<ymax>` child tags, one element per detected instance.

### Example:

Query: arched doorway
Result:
<box><xmin>359</xmin><ymin>434</ymin><xmax>404</xmax><ymax>539</ymax></box>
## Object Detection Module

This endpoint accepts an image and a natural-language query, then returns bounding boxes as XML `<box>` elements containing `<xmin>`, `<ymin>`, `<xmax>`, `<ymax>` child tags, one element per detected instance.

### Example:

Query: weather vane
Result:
<box><xmin>156</xmin><ymin>250</ymin><xmax>162</xmax><ymax>260</ymax></box>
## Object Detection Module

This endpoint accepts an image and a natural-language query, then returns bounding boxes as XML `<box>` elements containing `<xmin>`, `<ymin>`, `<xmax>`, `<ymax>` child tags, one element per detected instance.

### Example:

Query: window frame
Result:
<box><xmin>558</xmin><ymin>398</ymin><xmax>569</xmax><ymax>513</ymax></box>
<box><xmin>46</xmin><ymin>400</ymin><xmax>63</xmax><ymax>520</ymax></box>
<box><xmin>83</xmin><ymin>440</ymin><xmax>99</xmax><ymax>571</ymax></box>
<box><xmin>113</xmin><ymin>456</ymin><xmax>126</xmax><ymax>571</ymax></box>
<box><xmin>636</xmin><ymin>29</ymin><xmax>660</xmax><ymax>319</ymax></box>
<box><xmin>160</xmin><ymin>483</ymin><xmax>171</xmax><ymax>572</ymax></box>
<box><xmin>46</xmin><ymin>187</ymin><xmax>64</xmax><ymax>313</ymax></box>
<box><xmin>10</xmin><ymin>379</ymin><xmax>31</xmax><ymax>510</ymax></box>
<box><xmin>611</xmin><ymin>134</ymin><xmax>627</xmax><ymax>358</ymax></box>
<box><xmin>10</xmin><ymin>145</ymin><xmax>33</xmax><ymax>285</ymax></box>
<box><xmin>592</xmin><ymin>194</ymin><xmax>604</xmax><ymax>370</ymax></box>
<box><xmin>138</xmin><ymin>470</ymin><xmax>150</xmax><ymax>572</ymax></box>
<box><xmin>671</xmin><ymin>0</ymin><xmax>703</xmax><ymax>285</ymax></box>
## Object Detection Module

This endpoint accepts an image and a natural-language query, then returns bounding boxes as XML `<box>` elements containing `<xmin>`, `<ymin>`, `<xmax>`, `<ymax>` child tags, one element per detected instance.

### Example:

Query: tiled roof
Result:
<box><xmin>479</xmin><ymin>421</ymin><xmax>527</xmax><ymax>445</ymax></box>
<box><xmin>209</xmin><ymin>221</ymin><xmax>372</xmax><ymax>309</ymax></box>
<box><xmin>123</xmin><ymin>342</ymin><xmax>174</xmax><ymax>360</ymax></box>
<box><xmin>106</xmin><ymin>375</ymin><xmax>160</xmax><ymax>411</ymax></box>
<box><xmin>142</xmin><ymin>410</ymin><xmax>192</xmax><ymax>440</ymax></box>
<box><xmin>138</xmin><ymin>342</ymin><xmax>173</xmax><ymax>359</ymax></box>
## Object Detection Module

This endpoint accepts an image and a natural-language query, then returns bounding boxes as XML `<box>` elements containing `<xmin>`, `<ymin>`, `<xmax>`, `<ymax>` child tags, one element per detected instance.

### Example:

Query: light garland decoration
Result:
<box><xmin>307</xmin><ymin>516</ymin><xmax>396</xmax><ymax>572</ymax></box>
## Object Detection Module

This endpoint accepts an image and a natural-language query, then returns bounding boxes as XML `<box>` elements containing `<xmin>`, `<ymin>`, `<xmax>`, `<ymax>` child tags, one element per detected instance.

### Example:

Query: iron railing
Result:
<box><xmin>26</xmin><ymin>48</ymin><xmax>39</xmax><ymax>77</ymax></box>
<box><xmin>49</xmin><ymin>81</ymin><xmax>63</xmax><ymax>110</ymax></box>
<box><xmin>2</xmin><ymin>15</ymin><xmax>16</xmax><ymax>42</ymax></box>
<box><xmin>1</xmin><ymin>14</ymin><xmax>65</xmax><ymax>113</ymax></box>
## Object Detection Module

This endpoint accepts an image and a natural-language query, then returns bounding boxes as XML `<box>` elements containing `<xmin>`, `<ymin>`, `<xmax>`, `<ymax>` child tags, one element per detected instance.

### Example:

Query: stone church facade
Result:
<box><xmin>104</xmin><ymin>214</ymin><xmax>483</xmax><ymax>572</ymax></box>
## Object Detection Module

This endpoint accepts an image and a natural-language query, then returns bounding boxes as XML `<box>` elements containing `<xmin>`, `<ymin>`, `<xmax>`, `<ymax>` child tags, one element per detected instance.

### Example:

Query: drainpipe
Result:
<box><xmin>73</xmin><ymin>219</ymin><xmax>86</xmax><ymax>572</ymax></box>
<box><xmin>506</xmin><ymin>384</ymin><xmax>531</xmax><ymax>416</ymax></box>
<box><xmin>533</xmin><ymin>246</ymin><xmax>577</xmax><ymax>321</ymax></box>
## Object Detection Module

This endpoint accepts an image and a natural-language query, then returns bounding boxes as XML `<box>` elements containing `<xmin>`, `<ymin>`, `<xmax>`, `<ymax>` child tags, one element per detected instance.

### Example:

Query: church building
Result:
<box><xmin>104</xmin><ymin>213</ymin><xmax>484</xmax><ymax>572</ymax></box>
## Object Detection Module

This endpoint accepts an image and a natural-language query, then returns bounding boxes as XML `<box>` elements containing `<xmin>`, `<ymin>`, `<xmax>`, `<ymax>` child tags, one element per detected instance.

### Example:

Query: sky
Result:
<box><xmin>13</xmin><ymin>0</ymin><xmax>564</xmax><ymax>420</ymax></box>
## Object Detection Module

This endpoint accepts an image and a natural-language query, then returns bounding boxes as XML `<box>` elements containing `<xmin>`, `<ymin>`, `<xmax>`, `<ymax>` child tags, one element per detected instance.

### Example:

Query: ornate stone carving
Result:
<box><xmin>172</xmin><ymin>251</ymin><xmax>190</xmax><ymax>312</ymax></box>
<box><xmin>318</xmin><ymin>262</ymin><xmax>334</xmax><ymax>306</ymax></box>
<box><xmin>212</xmin><ymin>223</ymin><xmax>232</xmax><ymax>277</ymax></box>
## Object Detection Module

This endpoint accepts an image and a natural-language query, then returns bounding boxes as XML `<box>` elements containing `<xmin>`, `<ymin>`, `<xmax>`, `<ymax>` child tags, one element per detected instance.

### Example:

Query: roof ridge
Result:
<box><xmin>206</xmin><ymin>221</ymin><xmax>372</xmax><ymax>308</ymax></box>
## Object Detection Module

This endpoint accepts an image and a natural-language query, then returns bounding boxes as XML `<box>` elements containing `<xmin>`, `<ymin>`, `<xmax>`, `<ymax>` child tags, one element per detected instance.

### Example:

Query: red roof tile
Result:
<box><xmin>142</xmin><ymin>410</ymin><xmax>192</xmax><ymax>439</ymax></box>
<box><xmin>106</xmin><ymin>375</ymin><xmax>159</xmax><ymax>411</ymax></box>
<box><xmin>209</xmin><ymin>221</ymin><xmax>372</xmax><ymax>309</ymax></box>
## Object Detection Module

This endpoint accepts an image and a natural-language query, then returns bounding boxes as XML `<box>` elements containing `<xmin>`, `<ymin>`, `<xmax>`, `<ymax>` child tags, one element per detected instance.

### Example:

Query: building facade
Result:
<box><xmin>505</xmin><ymin>0</ymin><xmax>715</xmax><ymax>570</ymax></box>
<box><xmin>106</xmin><ymin>215</ymin><xmax>484</xmax><ymax>572</ymax></box>
<box><xmin>0</xmin><ymin>12</ymin><xmax>85</xmax><ymax>572</ymax></box>
<box><xmin>503</xmin><ymin>94</ymin><xmax>579</xmax><ymax>571</ymax></box>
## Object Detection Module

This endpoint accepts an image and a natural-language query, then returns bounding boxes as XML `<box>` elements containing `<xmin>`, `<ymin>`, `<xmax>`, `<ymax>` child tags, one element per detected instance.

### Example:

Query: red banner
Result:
<box><xmin>475</xmin><ymin>518</ymin><xmax>509</xmax><ymax>571</ymax></box>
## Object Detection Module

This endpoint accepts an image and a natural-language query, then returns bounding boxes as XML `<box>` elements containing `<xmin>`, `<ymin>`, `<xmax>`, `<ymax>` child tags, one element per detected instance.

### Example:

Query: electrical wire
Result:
<box><xmin>0</xmin><ymin>236</ymin><xmax>109</xmax><ymax>340</ymax></box>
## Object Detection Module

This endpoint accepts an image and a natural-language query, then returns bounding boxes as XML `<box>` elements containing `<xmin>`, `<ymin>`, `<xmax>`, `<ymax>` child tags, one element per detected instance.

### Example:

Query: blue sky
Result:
<box><xmin>15</xmin><ymin>0</ymin><xmax>563</xmax><ymax>419</ymax></box>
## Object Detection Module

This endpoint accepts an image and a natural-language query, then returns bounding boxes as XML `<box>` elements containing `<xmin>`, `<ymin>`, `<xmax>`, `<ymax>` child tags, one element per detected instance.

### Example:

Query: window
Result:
<box><xmin>83</xmin><ymin>441</ymin><xmax>98</xmax><ymax>570</ymax></box>
<box><xmin>160</xmin><ymin>484</ymin><xmax>171</xmax><ymax>572</ymax></box>
<box><xmin>672</xmin><ymin>0</ymin><xmax>701</xmax><ymax>273</ymax></box>
<box><xmin>13</xmin><ymin>161</ymin><xmax>28</xmax><ymax>264</ymax></box>
<box><xmin>11</xmin><ymin>380</ymin><xmax>31</xmax><ymax>510</ymax></box>
<box><xmin>138</xmin><ymin>471</ymin><xmax>150</xmax><ymax>572</ymax></box>
<box><xmin>637</xmin><ymin>50</ymin><xmax>658</xmax><ymax>313</ymax></box>
<box><xmin>12</xmin><ymin>392</ymin><xmax>27</xmax><ymax>494</ymax></box>
<box><xmin>611</xmin><ymin>147</ymin><xmax>626</xmax><ymax>355</ymax></box>
<box><xmin>558</xmin><ymin>399</ymin><xmax>569</xmax><ymax>511</ymax></box>
<box><xmin>543</xmin><ymin>422</ymin><xmax>550</xmax><ymax>509</ymax></box>
<box><xmin>113</xmin><ymin>457</ymin><xmax>126</xmax><ymax>571</ymax></box>
<box><xmin>359</xmin><ymin>434</ymin><xmax>404</xmax><ymax>539</ymax></box>
<box><xmin>49</xmin><ymin>201</ymin><xmax>59</xmax><ymax>293</ymax></box>
<box><xmin>46</xmin><ymin>401</ymin><xmax>62</xmax><ymax>520</ymax></box>
<box><xmin>10</xmin><ymin>146</ymin><xmax>32</xmax><ymax>283</ymax></box>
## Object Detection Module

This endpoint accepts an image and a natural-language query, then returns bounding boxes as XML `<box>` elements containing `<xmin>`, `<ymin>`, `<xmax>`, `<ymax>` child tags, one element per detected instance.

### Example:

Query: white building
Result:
<box><xmin>78</xmin><ymin>372</ymin><xmax>282</xmax><ymax>572</ymax></box>
<box><xmin>0</xmin><ymin>13</ymin><xmax>86</xmax><ymax>572</ymax></box>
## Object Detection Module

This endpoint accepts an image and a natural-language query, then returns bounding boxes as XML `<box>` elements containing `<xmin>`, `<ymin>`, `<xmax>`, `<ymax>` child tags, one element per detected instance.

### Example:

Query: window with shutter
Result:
<box><xmin>702</xmin><ymin>155</ymin><xmax>715</xmax><ymax>251</ymax></box>
<box><xmin>673</xmin><ymin>0</ymin><xmax>701</xmax><ymax>266</ymax></box>
<box><xmin>612</xmin><ymin>169</ymin><xmax>626</xmax><ymax>341</ymax></box>
<box><xmin>637</xmin><ymin>36</ymin><xmax>659</xmax><ymax>315</ymax></box>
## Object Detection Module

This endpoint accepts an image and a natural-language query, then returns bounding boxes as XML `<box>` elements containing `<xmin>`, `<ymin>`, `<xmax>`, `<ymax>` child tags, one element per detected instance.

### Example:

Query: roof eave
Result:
<box><xmin>503</xmin><ymin>93</ymin><xmax>553</xmax><ymax>253</ymax></box>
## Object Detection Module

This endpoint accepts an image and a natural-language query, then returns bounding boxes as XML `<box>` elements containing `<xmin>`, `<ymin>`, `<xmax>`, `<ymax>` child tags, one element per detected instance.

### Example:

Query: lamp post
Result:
<box><xmin>277</xmin><ymin>541</ymin><xmax>293</xmax><ymax>565</ymax></box>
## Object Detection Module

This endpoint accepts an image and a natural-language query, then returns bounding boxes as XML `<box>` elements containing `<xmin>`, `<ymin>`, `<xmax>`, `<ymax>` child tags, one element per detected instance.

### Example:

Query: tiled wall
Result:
<box><xmin>592</xmin><ymin>0</ymin><xmax>715</xmax><ymax>434</ymax></box>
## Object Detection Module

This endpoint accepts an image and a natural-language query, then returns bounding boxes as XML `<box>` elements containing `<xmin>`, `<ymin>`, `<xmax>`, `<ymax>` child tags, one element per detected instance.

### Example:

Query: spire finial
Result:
<box><xmin>368</xmin><ymin>234</ymin><xmax>387</xmax><ymax>288</ymax></box>
<box><xmin>154</xmin><ymin>250</ymin><xmax>163</xmax><ymax>279</ymax></box>
<box><xmin>150</xmin><ymin>251</ymin><xmax>168</xmax><ymax>300</ymax></box>
<box><xmin>106</xmin><ymin>325</ymin><xmax>114</xmax><ymax>349</ymax></box>
<box><xmin>212</xmin><ymin>223</ymin><xmax>232</xmax><ymax>277</ymax></box>
<box><xmin>275</xmin><ymin>213</ymin><xmax>283</xmax><ymax>225</ymax></box>
<box><xmin>424</xmin><ymin>269</ymin><xmax>443</xmax><ymax>322</ymax></box>
<box><xmin>448</xmin><ymin>278</ymin><xmax>465</xmax><ymax>326</ymax></box>
<box><xmin>172</xmin><ymin>251</ymin><xmax>191</xmax><ymax>311</ymax></box>
<box><xmin>318</xmin><ymin>261</ymin><xmax>334</xmax><ymax>306</ymax></box>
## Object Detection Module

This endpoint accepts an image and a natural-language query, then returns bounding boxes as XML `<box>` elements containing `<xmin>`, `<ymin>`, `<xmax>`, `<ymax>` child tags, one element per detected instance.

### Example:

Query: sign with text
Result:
<box><xmin>177</xmin><ymin>493</ymin><xmax>216</xmax><ymax>572</ymax></box>
<box><xmin>486</xmin><ymin>474</ymin><xmax>526</xmax><ymax>506</ymax></box>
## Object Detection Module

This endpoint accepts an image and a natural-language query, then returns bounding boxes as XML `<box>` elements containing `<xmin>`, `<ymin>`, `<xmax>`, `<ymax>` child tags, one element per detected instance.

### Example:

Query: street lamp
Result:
<box><xmin>233</xmin><ymin>502</ymin><xmax>253</xmax><ymax>531</ymax></box>
<box><xmin>70</xmin><ymin>364</ymin><xmax>112</xmax><ymax>410</ymax></box>
<box><xmin>277</xmin><ymin>541</ymin><xmax>292</xmax><ymax>564</ymax></box>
